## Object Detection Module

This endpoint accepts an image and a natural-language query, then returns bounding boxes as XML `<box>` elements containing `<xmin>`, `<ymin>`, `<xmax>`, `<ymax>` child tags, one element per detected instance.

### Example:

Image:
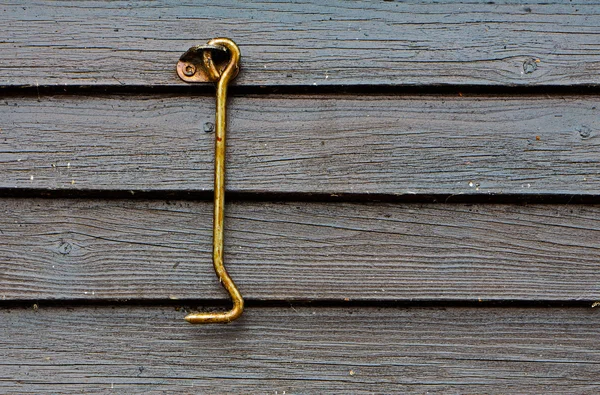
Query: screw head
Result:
<box><xmin>203</xmin><ymin>122</ymin><xmax>214</xmax><ymax>133</ymax></box>
<box><xmin>183</xmin><ymin>64</ymin><xmax>196</xmax><ymax>76</ymax></box>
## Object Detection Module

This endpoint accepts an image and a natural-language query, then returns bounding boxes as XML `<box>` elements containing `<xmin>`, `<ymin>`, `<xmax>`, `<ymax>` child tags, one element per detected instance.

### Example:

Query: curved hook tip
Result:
<box><xmin>184</xmin><ymin>302</ymin><xmax>244</xmax><ymax>324</ymax></box>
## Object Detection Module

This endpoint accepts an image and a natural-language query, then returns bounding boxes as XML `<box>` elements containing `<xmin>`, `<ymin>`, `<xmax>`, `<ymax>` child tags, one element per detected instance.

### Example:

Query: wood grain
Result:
<box><xmin>1</xmin><ymin>94</ymin><xmax>599</xmax><ymax>195</ymax></box>
<box><xmin>2</xmin><ymin>2</ymin><xmax>598</xmax><ymax>392</ymax></box>
<box><xmin>1</xmin><ymin>1</ymin><xmax>600</xmax><ymax>87</ymax></box>
<box><xmin>1</xmin><ymin>198</ymin><xmax>599</xmax><ymax>301</ymax></box>
<box><xmin>1</xmin><ymin>305</ymin><xmax>598</xmax><ymax>394</ymax></box>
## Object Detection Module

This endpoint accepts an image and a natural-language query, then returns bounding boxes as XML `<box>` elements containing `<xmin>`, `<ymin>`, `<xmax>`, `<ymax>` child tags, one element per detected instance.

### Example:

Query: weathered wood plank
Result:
<box><xmin>1</xmin><ymin>198</ymin><xmax>599</xmax><ymax>301</ymax></box>
<box><xmin>1</xmin><ymin>1</ymin><xmax>600</xmax><ymax>87</ymax></box>
<box><xmin>1</xmin><ymin>305</ymin><xmax>598</xmax><ymax>393</ymax></box>
<box><xmin>1</xmin><ymin>94</ymin><xmax>599</xmax><ymax>195</ymax></box>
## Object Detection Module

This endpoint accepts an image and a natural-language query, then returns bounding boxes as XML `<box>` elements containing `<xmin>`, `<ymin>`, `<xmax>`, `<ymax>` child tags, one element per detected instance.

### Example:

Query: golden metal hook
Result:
<box><xmin>177</xmin><ymin>38</ymin><xmax>244</xmax><ymax>324</ymax></box>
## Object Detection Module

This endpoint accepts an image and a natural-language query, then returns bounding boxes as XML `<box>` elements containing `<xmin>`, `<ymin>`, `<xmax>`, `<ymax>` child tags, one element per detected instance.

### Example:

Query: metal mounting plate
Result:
<box><xmin>176</xmin><ymin>44</ymin><xmax>238</xmax><ymax>83</ymax></box>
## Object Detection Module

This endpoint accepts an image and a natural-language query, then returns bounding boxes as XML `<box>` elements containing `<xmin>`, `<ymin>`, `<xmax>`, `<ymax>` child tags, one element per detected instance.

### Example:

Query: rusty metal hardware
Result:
<box><xmin>177</xmin><ymin>43</ymin><xmax>239</xmax><ymax>83</ymax></box>
<box><xmin>177</xmin><ymin>38</ymin><xmax>243</xmax><ymax>324</ymax></box>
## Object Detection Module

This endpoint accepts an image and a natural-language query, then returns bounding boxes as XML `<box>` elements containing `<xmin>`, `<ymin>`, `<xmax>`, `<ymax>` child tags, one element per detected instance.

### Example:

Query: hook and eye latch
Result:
<box><xmin>177</xmin><ymin>38</ymin><xmax>243</xmax><ymax>324</ymax></box>
<box><xmin>177</xmin><ymin>42</ymin><xmax>239</xmax><ymax>83</ymax></box>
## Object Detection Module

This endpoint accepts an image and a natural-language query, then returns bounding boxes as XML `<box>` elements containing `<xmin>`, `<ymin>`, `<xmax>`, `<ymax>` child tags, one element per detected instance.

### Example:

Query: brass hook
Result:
<box><xmin>177</xmin><ymin>38</ymin><xmax>244</xmax><ymax>324</ymax></box>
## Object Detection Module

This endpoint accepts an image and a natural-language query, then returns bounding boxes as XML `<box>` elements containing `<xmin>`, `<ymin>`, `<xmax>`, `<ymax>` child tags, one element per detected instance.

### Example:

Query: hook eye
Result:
<box><xmin>177</xmin><ymin>44</ymin><xmax>229</xmax><ymax>82</ymax></box>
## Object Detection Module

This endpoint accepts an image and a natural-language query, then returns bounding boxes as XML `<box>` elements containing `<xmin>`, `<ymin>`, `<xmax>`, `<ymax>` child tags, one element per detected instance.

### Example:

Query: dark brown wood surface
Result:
<box><xmin>2</xmin><ymin>1</ymin><xmax>599</xmax><ymax>392</ymax></box>
<box><xmin>1</xmin><ymin>1</ymin><xmax>600</xmax><ymax>87</ymax></box>
<box><xmin>1</xmin><ymin>198</ymin><xmax>599</xmax><ymax>301</ymax></box>
<box><xmin>1</xmin><ymin>306</ymin><xmax>599</xmax><ymax>394</ymax></box>
<box><xmin>2</xmin><ymin>94</ymin><xmax>599</xmax><ymax>195</ymax></box>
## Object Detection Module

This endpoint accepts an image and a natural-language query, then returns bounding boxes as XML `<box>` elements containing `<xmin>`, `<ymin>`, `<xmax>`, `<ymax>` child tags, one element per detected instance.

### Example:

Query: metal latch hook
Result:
<box><xmin>177</xmin><ymin>38</ymin><xmax>243</xmax><ymax>324</ymax></box>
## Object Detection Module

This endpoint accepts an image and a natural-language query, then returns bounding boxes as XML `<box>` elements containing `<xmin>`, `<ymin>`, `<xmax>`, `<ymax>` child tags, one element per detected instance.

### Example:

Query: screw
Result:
<box><xmin>578</xmin><ymin>125</ymin><xmax>592</xmax><ymax>139</ymax></box>
<box><xmin>523</xmin><ymin>58</ymin><xmax>538</xmax><ymax>74</ymax></box>
<box><xmin>58</xmin><ymin>241</ymin><xmax>72</xmax><ymax>255</ymax></box>
<box><xmin>183</xmin><ymin>64</ymin><xmax>196</xmax><ymax>76</ymax></box>
<box><xmin>203</xmin><ymin>122</ymin><xmax>214</xmax><ymax>133</ymax></box>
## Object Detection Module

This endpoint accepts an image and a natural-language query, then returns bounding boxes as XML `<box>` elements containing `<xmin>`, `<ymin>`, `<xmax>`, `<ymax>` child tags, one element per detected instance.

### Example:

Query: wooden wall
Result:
<box><xmin>1</xmin><ymin>1</ymin><xmax>599</xmax><ymax>393</ymax></box>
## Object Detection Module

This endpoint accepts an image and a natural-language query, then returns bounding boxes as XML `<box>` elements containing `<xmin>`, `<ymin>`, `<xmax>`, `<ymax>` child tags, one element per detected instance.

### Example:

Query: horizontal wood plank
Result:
<box><xmin>1</xmin><ymin>199</ymin><xmax>599</xmax><ymax>301</ymax></box>
<box><xmin>1</xmin><ymin>305</ymin><xmax>599</xmax><ymax>393</ymax></box>
<box><xmin>1</xmin><ymin>94</ymin><xmax>599</xmax><ymax>195</ymax></box>
<box><xmin>1</xmin><ymin>1</ymin><xmax>600</xmax><ymax>87</ymax></box>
